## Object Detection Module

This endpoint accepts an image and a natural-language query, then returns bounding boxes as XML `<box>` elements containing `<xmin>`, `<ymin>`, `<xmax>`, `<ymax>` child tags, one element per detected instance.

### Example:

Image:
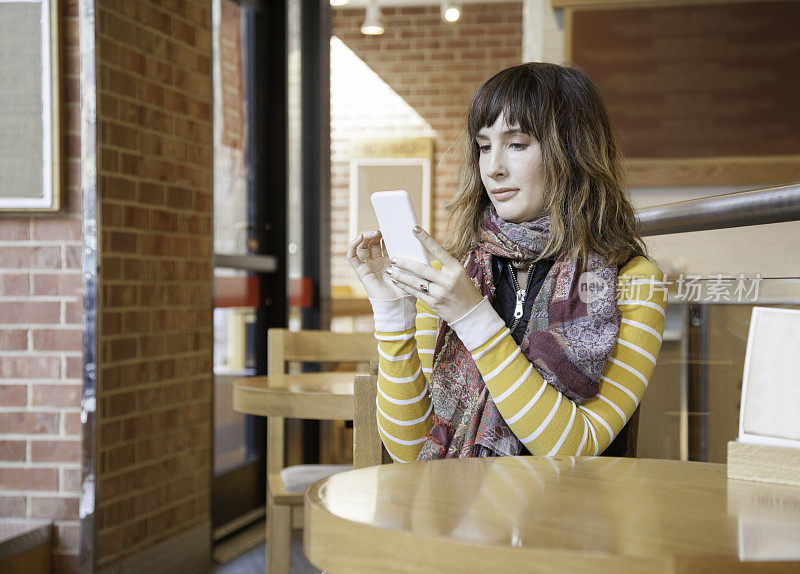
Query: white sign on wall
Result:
<box><xmin>738</xmin><ymin>307</ymin><xmax>800</xmax><ymax>449</ymax></box>
<box><xmin>0</xmin><ymin>0</ymin><xmax>60</xmax><ymax>211</ymax></box>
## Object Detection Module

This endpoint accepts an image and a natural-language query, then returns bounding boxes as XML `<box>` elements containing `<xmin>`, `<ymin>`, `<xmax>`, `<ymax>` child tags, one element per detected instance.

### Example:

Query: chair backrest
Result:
<box><xmin>353</xmin><ymin>363</ymin><xmax>393</xmax><ymax>468</ymax></box>
<box><xmin>268</xmin><ymin>328</ymin><xmax>378</xmax><ymax>376</ymax></box>
<box><xmin>266</xmin><ymin>328</ymin><xmax>378</xmax><ymax>474</ymax></box>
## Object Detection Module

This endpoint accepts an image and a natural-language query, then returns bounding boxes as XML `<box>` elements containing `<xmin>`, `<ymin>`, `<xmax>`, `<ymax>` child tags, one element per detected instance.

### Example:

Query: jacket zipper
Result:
<box><xmin>508</xmin><ymin>261</ymin><xmax>535</xmax><ymax>334</ymax></box>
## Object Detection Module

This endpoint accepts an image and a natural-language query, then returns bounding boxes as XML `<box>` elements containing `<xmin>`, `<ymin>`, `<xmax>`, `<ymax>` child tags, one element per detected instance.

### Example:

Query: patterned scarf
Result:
<box><xmin>416</xmin><ymin>207</ymin><xmax>620</xmax><ymax>460</ymax></box>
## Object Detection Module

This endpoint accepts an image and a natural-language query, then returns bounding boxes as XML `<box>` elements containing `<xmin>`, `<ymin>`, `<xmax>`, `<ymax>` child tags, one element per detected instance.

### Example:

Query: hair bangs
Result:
<box><xmin>468</xmin><ymin>69</ymin><xmax>542</xmax><ymax>141</ymax></box>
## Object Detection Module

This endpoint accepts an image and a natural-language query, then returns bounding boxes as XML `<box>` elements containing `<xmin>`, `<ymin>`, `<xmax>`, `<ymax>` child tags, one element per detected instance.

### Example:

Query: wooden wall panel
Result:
<box><xmin>566</xmin><ymin>1</ymin><xmax>800</xmax><ymax>185</ymax></box>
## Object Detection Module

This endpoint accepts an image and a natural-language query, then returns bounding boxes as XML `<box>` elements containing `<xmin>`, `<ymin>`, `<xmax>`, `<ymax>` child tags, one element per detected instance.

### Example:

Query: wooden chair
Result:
<box><xmin>265</xmin><ymin>328</ymin><xmax>377</xmax><ymax>574</ymax></box>
<box><xmin>353</xmin><ymin>369</ymin><xmax>393</xmax><ymax>468</ymax></box>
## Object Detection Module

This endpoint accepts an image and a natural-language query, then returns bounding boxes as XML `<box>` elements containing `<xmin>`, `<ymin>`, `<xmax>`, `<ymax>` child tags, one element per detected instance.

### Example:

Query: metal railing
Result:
<box><xmin>636</xmin><ymin>182</ymin><xmax>800</xmax><ymax>236</ymax></box>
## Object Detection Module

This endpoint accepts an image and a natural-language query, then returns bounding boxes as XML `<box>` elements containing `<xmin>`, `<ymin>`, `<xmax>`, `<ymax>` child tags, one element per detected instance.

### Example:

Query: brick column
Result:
<box><xmin>94</xmin><ymin>0</ymin><xmax>213</xmax><ymax>568</ymax></box>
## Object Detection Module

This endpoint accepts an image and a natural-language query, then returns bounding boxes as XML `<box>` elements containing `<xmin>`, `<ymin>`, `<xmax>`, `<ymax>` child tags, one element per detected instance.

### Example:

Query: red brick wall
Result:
<box><xmin>331</xmin><ymin>4</ymin><xmax>522</xmax><ymax>287</ymax></box>
<box><xmin>0</xmin><ymin>1</ymin><xmax>83</xmax><ymax>571</ymax></box>
<box><xmin>95</xmin><ymin>0</ymin><xmax>213</xmax><ymax>568</ymax></box>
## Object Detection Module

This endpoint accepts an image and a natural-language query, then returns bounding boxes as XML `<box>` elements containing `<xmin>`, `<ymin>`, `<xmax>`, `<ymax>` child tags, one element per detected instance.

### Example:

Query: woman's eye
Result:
<box><xmin>510</xmin><ymin>142</ymin><xmax>528</xmax><ymax>151</ymax></box>
<box><xmin>478</xmin><ymin>144</ymin><xmax>491</xmax><ymax>153</ymax></box>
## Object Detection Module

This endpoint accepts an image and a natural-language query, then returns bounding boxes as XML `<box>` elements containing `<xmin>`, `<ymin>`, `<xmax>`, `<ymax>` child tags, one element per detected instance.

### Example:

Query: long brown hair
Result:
<box><xmin>447</xmin><ymin>62</ymin><xmax>646</xmax><ymax>270</ymax></box>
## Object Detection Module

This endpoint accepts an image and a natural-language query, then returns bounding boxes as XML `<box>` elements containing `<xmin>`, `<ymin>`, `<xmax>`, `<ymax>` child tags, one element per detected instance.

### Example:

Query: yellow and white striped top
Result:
<box><xmin>374</xmin><ymin>256</ymin><xmax>667</xmax><ymax>463</ymax></box>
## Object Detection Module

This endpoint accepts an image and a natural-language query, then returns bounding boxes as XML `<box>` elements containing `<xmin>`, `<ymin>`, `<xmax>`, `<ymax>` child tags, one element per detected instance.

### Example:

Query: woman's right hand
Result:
<box><xmin>347</xmin><ymin>230</ymin><xmax>406</xmax><ymax>299</ymax></box>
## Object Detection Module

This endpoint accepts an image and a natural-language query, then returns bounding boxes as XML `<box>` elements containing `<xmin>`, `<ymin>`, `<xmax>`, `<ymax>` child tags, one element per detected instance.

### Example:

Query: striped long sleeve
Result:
<box><xmin>374</xmin><ymin>256</ymin><xmax>667</xmax><ymax>462</ymax></box>
<box><xmin>373</xmin><ymin>296</ymin><xmax>438</xmax><ymax>463</ymax></box>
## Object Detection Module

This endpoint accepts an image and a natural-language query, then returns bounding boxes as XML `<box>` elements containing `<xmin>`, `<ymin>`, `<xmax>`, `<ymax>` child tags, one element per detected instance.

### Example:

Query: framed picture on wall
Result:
<box><xmin>0</xmin><ymin>0</ymin><xmax>61</xmax><ymax>211</ymax></box>
<box><xmin>348</xmin><ymin>138</ymin><xmax>433</xmax><ymax>244</ymax></box>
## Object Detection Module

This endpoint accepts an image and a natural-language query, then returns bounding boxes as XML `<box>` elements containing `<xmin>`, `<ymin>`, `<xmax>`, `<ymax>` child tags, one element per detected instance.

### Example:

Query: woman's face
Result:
<box><xmin>476</xmin><ymin>113</ymin><xmax>546</xmax><ymax>224</ymax></box>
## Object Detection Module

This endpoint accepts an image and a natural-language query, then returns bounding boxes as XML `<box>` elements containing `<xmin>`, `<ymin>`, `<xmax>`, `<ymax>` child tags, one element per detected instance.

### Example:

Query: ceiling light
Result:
<box><xmin>361</xmin><ymin>2</ymin><xmax>384</xmax><ymax>35</ymax></box>
<box><xmin>330</xmin><ymin>0</ymin><xmax>349</xmax><ymax>6</ymax></box>
<box><xmin>442</xmin><ymin>1</ymin><xmax>461</xmax><ymax>23</ymax></box>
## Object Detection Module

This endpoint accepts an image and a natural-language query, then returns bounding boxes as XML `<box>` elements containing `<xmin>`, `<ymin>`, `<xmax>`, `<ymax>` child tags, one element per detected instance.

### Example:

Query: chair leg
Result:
<box><xmin>267</xmin><ymin>495</ymin><xmax>291</xmax><ymax>574</ymax></box>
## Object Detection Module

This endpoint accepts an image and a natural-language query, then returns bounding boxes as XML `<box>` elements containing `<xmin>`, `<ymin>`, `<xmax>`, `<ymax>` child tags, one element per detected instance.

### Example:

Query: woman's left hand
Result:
<box><xmin>387</xmin><ymin>227</ymin><xmax>484</xmax><ymax>324</ymax></box>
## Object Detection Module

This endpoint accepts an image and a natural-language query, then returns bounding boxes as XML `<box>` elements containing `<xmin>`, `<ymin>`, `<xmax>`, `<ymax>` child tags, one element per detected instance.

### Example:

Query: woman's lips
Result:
<box><xmin>491</xmin><ymin>188</ymin><xmax>519</xmax><ymax>200</ymax></box>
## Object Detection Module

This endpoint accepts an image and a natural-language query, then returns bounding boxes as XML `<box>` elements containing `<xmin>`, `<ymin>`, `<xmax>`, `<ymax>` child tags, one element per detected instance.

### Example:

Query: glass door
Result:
<box><xmin>211</xmin><ymin>0</ymin><xmax>287</xmax><ymax>536</ymax></box>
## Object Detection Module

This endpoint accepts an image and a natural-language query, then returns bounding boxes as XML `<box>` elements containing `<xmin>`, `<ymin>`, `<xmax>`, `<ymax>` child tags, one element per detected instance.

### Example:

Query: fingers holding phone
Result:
<box><xmin>385</xmin><ymin>227</ymin><xmax>483</xmax><ymax>323</ymax></box>
<box><xmin>351</xmin><ymin>229</ymin><xmax>381</xmax><ymax>260</ymax></box>
<box><xmin>348</xmin><ymin>190</ymin><xmax>430</xmax><ymax>300</ymax></box>
<box><xmin>347</xmin><ymin>230</ymin><xmax>404</xmax><ymax>299</ymax></box>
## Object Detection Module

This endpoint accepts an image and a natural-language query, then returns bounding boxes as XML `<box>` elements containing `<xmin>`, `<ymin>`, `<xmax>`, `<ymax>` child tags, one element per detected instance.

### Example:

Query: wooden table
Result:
<box><xmin>232</xmin><ymin>373</ymin><xmax>356</xmax><ymax>420</ymax></box>
<box><xmin>304</xmin><ymin>456</ymin><xmax>800</xmax><ymax>573</ymax></box>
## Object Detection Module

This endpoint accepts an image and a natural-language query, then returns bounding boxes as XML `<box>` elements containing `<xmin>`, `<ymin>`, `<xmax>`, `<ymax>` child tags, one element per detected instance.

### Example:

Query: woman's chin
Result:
<box><xmin>494</xmin><ymin>205</ymin><xmax>544</xmax><ymax>224</ymax></box>
<box><xmin>495</xmin><ymin>209</ymin><xmax>529</xmax><ymax>224</ymax></box>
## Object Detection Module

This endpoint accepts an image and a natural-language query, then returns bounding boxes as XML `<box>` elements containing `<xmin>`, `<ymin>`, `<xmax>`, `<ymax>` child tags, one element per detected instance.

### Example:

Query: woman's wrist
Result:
<box><xmin>448</xmin><ymin>297</ymin><xmax>506</xmax><ymax>351</ymax></box>
<box><xmin>369</xmin><ymin>296</ymin><xmax>417</xmax><ymax>332</ymax></box>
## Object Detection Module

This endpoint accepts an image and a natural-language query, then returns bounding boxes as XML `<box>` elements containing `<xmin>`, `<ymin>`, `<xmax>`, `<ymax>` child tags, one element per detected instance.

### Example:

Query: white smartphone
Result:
<box><xmin>370</xmin><ymin>190</ymin><xmax>430</xmax><ymax>265</ymax></box>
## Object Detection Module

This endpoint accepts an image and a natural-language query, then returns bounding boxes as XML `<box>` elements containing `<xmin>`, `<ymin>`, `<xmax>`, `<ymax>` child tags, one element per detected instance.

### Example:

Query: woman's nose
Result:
<box><xmin>486</xmin><ymin>150</ymin><xmax>506</xmax><ymax>179</ymax></box>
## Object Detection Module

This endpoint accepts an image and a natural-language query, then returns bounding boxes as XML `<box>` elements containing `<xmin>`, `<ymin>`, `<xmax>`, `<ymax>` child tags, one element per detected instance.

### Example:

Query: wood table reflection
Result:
<box><xmin>304</xmin><ymin>456</ymin><xmax>800</xmax><ymax>573</ymax></box>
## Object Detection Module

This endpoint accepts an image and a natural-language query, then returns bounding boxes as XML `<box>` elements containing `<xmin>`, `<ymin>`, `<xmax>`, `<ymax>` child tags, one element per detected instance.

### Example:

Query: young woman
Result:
<box><xmin>348</xmin><ymin>62</ymin><xmax>666</xmax><ymax>462</ymax></box>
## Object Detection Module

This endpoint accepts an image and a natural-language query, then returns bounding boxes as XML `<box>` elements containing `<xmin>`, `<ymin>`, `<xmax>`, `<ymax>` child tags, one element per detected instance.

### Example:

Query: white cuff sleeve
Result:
<box><xmin>449</xmin><ymin>297</ymin><xmax>506</xmax><ymax>351</ymax></box>
<box><xmin>370</xmin><ymin>296</ymin><xmax>417</xmax><ymax>332</ymax></box>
